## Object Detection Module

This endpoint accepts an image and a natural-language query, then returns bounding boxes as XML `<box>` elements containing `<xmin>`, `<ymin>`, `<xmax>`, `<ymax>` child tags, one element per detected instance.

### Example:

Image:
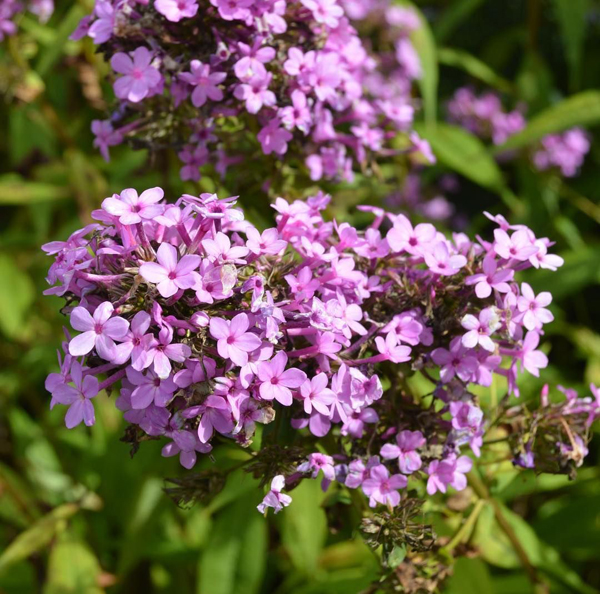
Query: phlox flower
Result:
<box><xmin>380</xmin><ymin>430</ymin><xmax>425</xmax><ymax>474</ymax></box>
<box><xmin>257</xmin><ymin>351</ymin><xmax>307</xmax><ymax>406</ymax></box>
<box><xmin>517</xmin><ymin>282</ymin><xmax>553</xmax><ymax>331</ymax></box>
<box><xmin>111</xmin><ymin>47</ymin><xmax>162</xmax><ymax>103</ymax></box>
<box><xmin>362</xmin><ymin>464</ymin><xmax>407</xmax><ymax>508</ymax></box>
<box><xmin>257</xmin><ymin>475</ymin><xmax>292</xmax><ymax>515</ymax></box>
<box><xmin>69</xmin><ymin>302</ymin><xmax>129</xmax><ymax>360</ymax></box>
<box><xmin>52</xmin><ymin>361</ymin><xmax>99</xmax><ymax>429</ymax></box>
<box><xmin>139</xmin><ymin>243</ymin><xmax>201</xmax><ymax>298</ymax></box>
<box><xmin>210</xmin><ymin>313</ymin><xmax>262</xmax><ymax>366</ymax></box>
<box><xmin>180</xmin><ymin>60</ymin><xmax>226</xmax><ymax>107</ymax></box>
<box><xmin>102</xmin><ymin>187</ymin><xmax>165</xmax><ymax>225</ymax></box>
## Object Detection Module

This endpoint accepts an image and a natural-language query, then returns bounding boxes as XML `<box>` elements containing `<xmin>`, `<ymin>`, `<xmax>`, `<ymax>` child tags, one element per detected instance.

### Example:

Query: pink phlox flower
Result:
<box><xmin>380</xmin><ymin>430</ymin><xmax>425</xmax><ymax>474</ymax></box>
<box><xmin>202</xmin><ymin>231</ymin><xmax>250</xmax><ymax>263</ymax></box>
<box><xmin>257</xmin><ymin>119</ymin><xmax>293</xmax><ymax>155</ymax></box>
<box><xmin>426</xmin><ymin>455</ymin><xmax>472</xmax><ymax>495</ymax></box>
<box><xmin>234</xmin><ymin>39</ymin><xmax>275</xmax><ymax>81</ymax></box>
<box><xmin>431</xmin><ymin>337</ymin><xmax>478</xmax><ymax>384</ymax></box>
<box><xmin>239</xmin><ymin>342</ymin><xmax>273</xmax><ymax>388</ymax></box>
<box><xmin>183</xmin><ymin>395</ymin><xmax>235</xmax><ymax>443</ymax></box>
<box><xmin>279</xmin><ymin>89</ymin><xmax>312</xmax><ymax>134</ymax></box>
<box><xmin>112</xmin><ymin>310</ymin><xmax>156</xmax><ymax>369</ymax></box>
<box><xmin>460</xmin><ymin>307</ymin><xmax>501</xmax><ymax>352</ymax></box>
<box><xmin>211</xmin><ymin>0</ymin><xmax>253</xmax><ymax>21</ymax></box>
<box><xmin>340</xmin><ymin>407</ymin><xmax>378</xmax><ymax>438</ymax></box>
<box><xmin>257</xmin><ymin>475</ymin><xmax>292</xmax><ymax>514</ymax></box>
<box><xmin>52</xmin><ymin>361</ymin><xmax>98</xmax><ymax>428</ymax></box>
<box><xmin>298</xmin><ymin>452</ymin><xmax>336</xmax><ymax>491</ymax></box>
<box><xmin>69</xmin><ymin>302</ymin><xmax>129</xmax><ymax>361</ymax></box>
<box><xmin>139</xmin><ymin>242</ymin><xmax>200</xmax><ymax>298</ymax></box>
<box><xmin>285</xmin><ymin>267</ymin><xmax>321</xmax><ymax>302</ymax></box>
<box><xmin>375</xmin><ymin>332</ymin><xmax>412</xmax><ymax>363</ymax></box>
<box><xmin>155</xmin><ymin>0</ymin><xmax>198</xmax><ymax>22</ymax></box>
<box><xmin>162</xmin><ymin>422</ymin><xmax>212</xmax><ymax>469</ymax></box>
<box><xmin>257</xmin><ymin>351</ymin><xmax>307</xmax><ymax>405</ymax></box>
<box><xmin>493</xmin><ymin>228</ymin><xmax>539</xmax><ymax>261</ymax></box>
<box><xmin>92</xmin><ymin>120</ymin><xmax>122</xmax><ymax>162</ymax></box>
<box><xmin>234</xmin><ymin>72</ymin><xmax>276</xmax><ymax>113</ymax></box>
<box><xmin>386</xmin><ymin>214</ymin><xmax>436</xmax><ymax>255</ymax></box>
<box><xmin>300</xmin><ymin>0</ymin><xmax>343</xmax><ymax>28</ymax></box>
<box><xmin>345</xmin><ymin>456</ymin><xmax>380</xmax><ymax>489</ymax></box>
<box><xmin>529</xmin><ymin>240</ymin><xmax>564</xmax><ymax>271</ymax></box>
<box><xmin>246</xmin><ymin>226</ymin><xmax>288</xmax><ymax>255</ymax></box>
<box><xmin>126</xmin><ymin>366</ymin><xmax>178</xmax><ymax>409</ymax></box>
<box><xmin>382</xmin><ymin>313</ymin><xmax>423</xmax><ymax>346</ymax></box>
<box><xmin>210</xmin><ymin>313</ymin><xmax>261</xmax><ymax>367</ymax></box>
<box><xmin>102</xmin><ymin>186</ymin><xmax>164</xmax><ymax>225</ymax></box>
<box><xmin>88</xmin><ymin>0</ymin><xmax>114</xmax><ymax>44</ymax></box>
<box><xmin>179</xmin><ymin>59</ymin><xmax>226</xmax><ymax>107</ymax></box>
<box><xmin>424</xmin><ymin>242</ymin><xmax>467</xmax><ymax>276</ymax></box>
<box><xmin>145</xmin><ymin>324</ymin><xmax>192</xmax><ymax>378</ymax></box>
<box><xmin>362</xmin><ymin>464</ymin><xmax>407</xmax><ymax>508</ymax></box>
<box><xmin>353</xmin><ymin>228</ymin><xmax>389</xmax><ymax>259</ymax></box>
<box><xmin>465</xmin><ymin>254</ymin><xmax>514</xmax><ymax>298</ymax></box>
<box><xmin>173</xmin><ymin>356</ymin><xmax>217</xmax><ymax>388</ymax></box>
<box><xmin>111</xmin><ymin>46</ymin><xmax>162</xmax><ymax>103</ymax></box>
<box><xmin>519</xmin><ymin>331</ymin><xmax>548</xmax><ymax>377</ymax></box>
<box><xmin>517</xmin><ymin>282</ymin><xmax>553</xmax><ymax>331</ymax></box>
<box><xmin>300</xmin><ymin>372</ymin><xmax>335</xmax><ymax>415</ymax></box>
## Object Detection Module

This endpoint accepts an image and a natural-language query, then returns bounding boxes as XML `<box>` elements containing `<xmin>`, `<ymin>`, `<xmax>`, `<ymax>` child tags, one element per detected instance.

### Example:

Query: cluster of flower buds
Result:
<box><xmin>72</xmin><ymin>0</ymin><xmax>432</xmax><ymax>185</ymax></box>
<box><xmin>43</xmin><ymin>186</ymin><xmax>599</xmax><ymax>514</ymax></box>
<box><xmin>447</xmin><ymin>87</ymin><xmax>590</xmax><ymax>177</ymax></box>
<box><xmin>0</xmin><ymin>0</ymin><xmax>53</xmax><ymax>40</ymax></box>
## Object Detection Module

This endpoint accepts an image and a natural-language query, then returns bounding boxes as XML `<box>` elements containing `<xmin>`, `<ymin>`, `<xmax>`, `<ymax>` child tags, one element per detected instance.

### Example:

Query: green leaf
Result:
<box><xmin>433</xmin><ymin>0</ymin><xmax>485</xmax><ymax>43</ymax></box>
<box><xmin>413</xmin><ymin>123</ymin><xmax>518</xmax><ymax>211</ymax></box>
<box><xmin>551</xmin><ymin>0</ymin><xmax>589</xmax><ymax>90</ymax></box>
<box><xmin>0</xmin><ymin>253</ymin><xmax>35</xmax><ymax>340</ymax></box>
<box><xmin>281</xmin><ymin>479</ymin><xmax>327</xmax><ymax>575</ymax></box>
<box><xmin>438</xmin><ymin>47</ymin><xmax>513</xmax><ymax>93</ymax></box>
<box><xmin>493</xmin><ymin>91</ymin><xmax>600</xmax><ymax>153</ymax></box>
<box><xmin>0</xmin><ymin>176</ymin><xmax>70</xmax><ymax>204</ymax></box>
<box><xmin>445</xmin><ymin>557</ymin><xmax>495</xmax><ymax>594</ymax></box>
<box><xmin>44</xmin><ymin>534</ymin><xmax>103</xmax><ymax>594</ymax></box>
<box><xmin>387</xmin><ymin>544</ymin><xmax>407</xmax><ymax>568</ymax></box>
<box><xmin>197</xmin><ymin>495</ymin><xmax>267</xmax><ymax>594</ymax></box>
<box><xmin>0</xmin><ymin>504</ymin><xmax>80</xmax><ymax>574</ymax></box>
<box><xmin>404</xmin><ymin>2</ymin><xmax>438</xmax><ymax>126</ymax></box>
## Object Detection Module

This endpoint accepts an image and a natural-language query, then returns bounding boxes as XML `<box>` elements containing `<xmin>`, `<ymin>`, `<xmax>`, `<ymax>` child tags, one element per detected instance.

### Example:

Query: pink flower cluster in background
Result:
<box><xmin>447</xmin><ymin>87</ymin><xmax>590</xmax><ymax>177</ymax></box>
<box><xmin>72</xmin><ymin>0</ymin><xmax>432</xmax><ymax>183</ymax></box>
<box><xmin>0</xmin><ymin>0</ymin><xmax>53</xmax><ymax>40</ymax></box>
<box><xmin>43</xmin><ymin>187</ymin><xmax>600</xmax><ymax>513</ymax></box>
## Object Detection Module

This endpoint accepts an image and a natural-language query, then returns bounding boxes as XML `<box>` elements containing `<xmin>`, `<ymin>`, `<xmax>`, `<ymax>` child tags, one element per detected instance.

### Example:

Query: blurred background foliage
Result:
<box><xmin>1</xmin><ymin>0</ymin><xmax>600</xmax><ymax>592</ymax></box>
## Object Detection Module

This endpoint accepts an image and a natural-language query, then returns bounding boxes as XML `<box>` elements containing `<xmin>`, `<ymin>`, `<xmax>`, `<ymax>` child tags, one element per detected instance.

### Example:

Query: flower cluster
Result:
<box><xmin>43</xmin><ymin>187</ymin><xmax>600</xmax><ymax>515</ymax></box>
<box><xmin>73</xmin><ymin>0</ymin><xmax>431</xmax><ymax>185</ymax></box>
<box><xmin>447</xmin><ymin>87</ymin><xmax>590</xmax><ymax>177</ymax></box>
<box><xmin>0</xmin><ymin>0</ymin><xmax>53</xmax><ymax>40</ymax></box>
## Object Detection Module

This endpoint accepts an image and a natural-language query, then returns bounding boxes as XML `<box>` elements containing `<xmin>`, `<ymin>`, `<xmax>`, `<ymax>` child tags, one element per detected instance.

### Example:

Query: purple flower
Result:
<box><xmin>387</xmin><ymin>215</ymin><xmax>436</xmax><ymax>255</ymax></box>
<box><xmin>102</xmin><ymin>187</ymin><xmax>164</xmax><ymax>225</ymax></box>
<box><xmin>246</xmin><ymin>227</ymin><xmax>288</xmax><ymax>255</ymax></box>
<box><xmin>126</xmin><ymin>367</ymin><xmax>178</xmax><ymax>409</ymax></box>
<box><xmin>112</xmin><ymin>311</ymin><xmax>156</xmax><ymax>369</ymax></box>
<box><xmin>465</xmin><ymin>254</ymin><xmax>513</xmax><ymax>299</ymax></box>
<box><xmin>257</xmin><ymin>351</ymin><xmax>307</xmax><ymax>406</ymax></box>
<box><xmin>279</xmin><ymin>90</ymin><xmax>312</xmax><ymax>134</ymax></box>
<box><xmin>146</xmin><ymin>325</ymin><xmax>191</xmax><ymax>378</ymax></box>
<box><xmin>111</xmin><ymin>47</ymin><xmax>162</xmax><ymax>103</ymax></box>
<box><xmin>209</xmin><ymin>313</ymin><xmax>262</xmax><ymax>366</ymax></box>
<box><xmin>234</xmin><ymin>73</ymin><xmax>276</xmax><ymax>114</ymax></box>
<box><xmin>52</xmin><ymin>362</ymin><xmax>98</xmax><ymax>428</ymax></box>
<box><xmin>517</xmin><ymin>282</ymin><xmax>553</xmax><ymax>331</ymax></box>
<box><xmin>184</xmin><ymin>395</ymin><xmax>234</xmax><ymax>443</ymax></box>
<box><xmin>180</xmin><ymin>60</ymin><xmax>226</xmax><ymax>107</ymax></box>
<box><xmin>426</xmin><ymin>455</ymin><xmax>472</xmax><ymax>495</ymax></box>
<box><xmin>88</xmin><ymin>1</ymin><xmax>114</xmax><ymax>44</ymax></box>
<box><xmin>300</xmin><ymin>373</ymin><xmax>335</xmax><ymax>415</ymax></box>
<box><xmin>380</xmin><ymin>430</ymin><xmax>425</xmax><ymax>474</ymax></box>
<box><xmin>69</xmin><ymin>302</ymin><xmax>129</xmax><ymax>360</ymax></box>
<box><xmin>375</xmin><ymin>332</ymin><xmax>412</xmax><ymax>363</ymax></box>
<box><xmin>493</xmin><ymin>229</ymin><xmax>538</xmax><ymax>262</ymax></box>
<box><xmin>301</xmin><ymin>0</ymin><xmax>343</xmax><ymax>27</ymax></box>
<box><xmin>461</xmin><ymin>307</ymin><xmax>501</xmax><ymax>352</ymax></box>
<box><xmin>155</xmin><ymin>0</ymin><xmax>198</xmax><ymax>22</ymax></box>
<box><xmin>257</xmin><ymin>119</ymin><xmax>293</xmax><ymax>155</ymax></box>
<box><xmin>519</xmin><ymin>331</ymin><xmax>548</xmax><ymax>377</ymax></box>
<box><xmin>424</xmin><ymin>242</ymin><xmax>467</xmax><ymax>276</ymax></box>
<box><xmin>162</xmin><ymin>428</ymin><xmax>212</xmax><ymax>469</ymax></box>
<box><xmin>92</xmin><ymin>120</ymin><xmax>122</xmax><ymax>162</ymax></box>
<box><xmin>257</xmin><ymin>475</ymin><xmax>292</xmax><ymax>515</ymax></box>
<box><xmin>297</xmin><ymin>453</ymin><xmax>335</xmax><ymax>484</ymax></box>
<box><xmin>139</xmin><ymin>243</ymin><xmax>201</xmax><ymax>298</ymax></box>
<box><xmin>362</xmin><ymin>464</ymin><xmax>407</xmax><ymax>508</ymax></box>
<box><xmin>431</xmin><ymin>337</ymin><xmax>478</xmax><ymax>384</ymax></box>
